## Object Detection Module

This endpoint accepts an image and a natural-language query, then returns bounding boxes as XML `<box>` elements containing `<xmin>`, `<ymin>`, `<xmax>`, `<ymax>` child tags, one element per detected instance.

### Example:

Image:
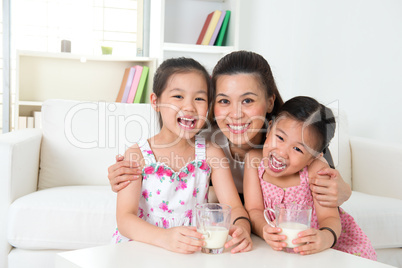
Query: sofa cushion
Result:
<box><xmin>7</xmin><ymin>186</ymin><xmax>116</xmax><ymax>250</ymax></box>
<box><xmin>341</xmin><ymin>191</ymin><xmax>402</xmax><ymax>249</ymax></box>
<box><xmin>38</xmin><ymin>100</ymin><xmax>160</xmax><ymax>190</ymax></box>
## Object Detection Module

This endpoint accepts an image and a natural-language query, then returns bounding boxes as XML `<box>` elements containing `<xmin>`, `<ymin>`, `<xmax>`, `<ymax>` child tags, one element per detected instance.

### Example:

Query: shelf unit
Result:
<box><xmin>149</xmin><ymin>0</ymin><xmax>239</xmax><ymax>72</ymax></box>
<box><xmin>14</xmin><ymin>50</ymin><xmax>157</xmax><ymax>130</ymax></box>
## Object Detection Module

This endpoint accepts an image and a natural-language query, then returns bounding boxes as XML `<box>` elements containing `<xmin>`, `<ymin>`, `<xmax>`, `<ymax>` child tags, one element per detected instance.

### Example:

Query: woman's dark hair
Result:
<box><xmin>277</xmin><ymin>96</ymin><xmax>336</xmax><ymax>154</ymax></box>
<box><xmin>152</xmin><ymin>57</ymin><xmax>211</xmax><ymax>127</ymax></box>
<box><xmin>209</xmin><ymin>50</ymin><xmax>284</xmax><ymax>144</ymax></box>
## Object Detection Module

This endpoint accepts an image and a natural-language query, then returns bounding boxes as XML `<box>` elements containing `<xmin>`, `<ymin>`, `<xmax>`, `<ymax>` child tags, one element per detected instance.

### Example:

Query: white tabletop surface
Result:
<box><xmin>56</xmin><ymin>235</ymin><xmax>395</xmax><ymax>268</ymax></box>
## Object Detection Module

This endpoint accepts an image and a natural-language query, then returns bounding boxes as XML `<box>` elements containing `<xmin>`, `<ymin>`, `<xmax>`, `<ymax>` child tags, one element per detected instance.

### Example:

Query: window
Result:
<box><xmin>1</xmin><ymin>0</ymin><xmax>142</xmax><ymax>132</ymax></box>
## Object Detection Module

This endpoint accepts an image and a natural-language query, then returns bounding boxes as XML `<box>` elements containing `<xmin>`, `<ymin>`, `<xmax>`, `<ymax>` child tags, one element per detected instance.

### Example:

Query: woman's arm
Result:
<box><xmin>308</xmin><ymin>157</ymin><xmax>352</xmax><ymax>207</ymax></box>
<box><xmin>108</xmin><ymin>154</ymin><xmax>142</xmax><ymax>192</ymax></box>
<box><xmin>207</xmin><ymin>144</ymin><xmax>252</xmax><ymax>253</ymax></box>
<box><xmin>116</xmin><ymin>146</ymin><xmax>204</xmax><ymax>254</ymax></box>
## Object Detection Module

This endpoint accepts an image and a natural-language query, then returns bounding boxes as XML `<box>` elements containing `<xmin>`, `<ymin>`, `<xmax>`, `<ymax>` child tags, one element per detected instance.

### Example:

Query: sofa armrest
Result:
<box><xmin>350</xmin><ymin>136</ymin><xmax>402</xmax><ymax>200</ymax></box>
<box><xmin>0</xmin><ymin>128</ymin><xmax>42</xmax><ymax>268</ymax></box>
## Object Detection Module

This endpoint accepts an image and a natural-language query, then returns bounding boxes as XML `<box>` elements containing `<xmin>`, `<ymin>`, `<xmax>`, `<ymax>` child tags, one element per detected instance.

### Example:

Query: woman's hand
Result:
<box><xmin>292</xmin><ymin>228</ymin><xmax>334</xmax><ymax>255</ymax></box>
<box><xmin>262</xmin><ymin>224</ymin><xmax>286</xmax><ymax>251</ymax></box>
<box><xmin>107</xmin><ymin>155</ymin><xmax>142</xmax><ymax>192</ymax></box>
<box><xmin>309</xmin><ymin>167</ymin><xmax>352</xmax><ymax>207</ymax></box>
<box><xmin>161</xmin><ymin>226</ymin><xmax>205</xmax><ymax>254</ymax></box>
<box><xmin>225</xmin><ymin>224</ymin><xmax>253</xmax><ymax>253</ymax></box>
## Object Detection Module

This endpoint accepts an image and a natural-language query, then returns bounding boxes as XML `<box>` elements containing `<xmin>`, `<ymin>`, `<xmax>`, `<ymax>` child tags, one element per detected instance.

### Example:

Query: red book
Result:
<box><xmin>196</xmin><ymin>11</ymin><xmax>214</xmax><ymax>45</ymax></box>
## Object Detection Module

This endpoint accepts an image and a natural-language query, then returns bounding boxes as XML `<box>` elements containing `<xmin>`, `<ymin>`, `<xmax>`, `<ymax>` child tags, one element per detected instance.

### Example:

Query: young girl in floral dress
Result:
<box><xmin>244</xmin><ymin>96</ymin><xmax>376</xmax><ymax>260</ymax></box>
<box><xmin>112</xmin><ymin>57</ymin><xmax>252</xmax><ymax>254</ymax></box>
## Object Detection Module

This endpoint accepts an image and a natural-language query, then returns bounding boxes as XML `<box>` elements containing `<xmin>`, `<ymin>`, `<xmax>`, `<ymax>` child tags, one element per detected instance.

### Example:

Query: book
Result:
<box><xmin>134</xmin><ymin>66</ymin><xmax>149</xmax><ymax>103</ymax></box>
<box><xmin>18</xmin><ymin>116</ymin><xmax>27</xmax><ymax>129</ymax></box>
<box><xmin>126</xmin><ymin>65</ymin><xmax>143</xmax><ymax>103</ymax></box>
<box><xmin>209</xmin><ymin>11</ymin><xmax>226</xmax><ymax>46</ymax></box>
<box><xmin>27</xmin><ymin>117</ymin><xmax>34</xmax><ymax>128</ymax></box>
<box><xmin>116</xmin><ymin>68</ymin><xmax>131</xmax><ymax>102</ymax></box>
<box><xmin>33</xmin><ymin>111</ymin><xmax>42</xmax><ymax>129</ymax></box>
<box><xmin>196</xmin><ymin>11</ymin><xmax>214</xmax><ymax>45</ymax></box>
<box><xmin>201</xmin><ymin>10</ymin><xmax>222</xmax><ymax>45</ymax></box>
<box><xmin>121</xmin><ymin>67</ymin><xmax>136</xmax><ymax>103</ymax></box>
<box><xmin>215</xmin><ymin>10</ymin><xmax>231</xmax><ymax>46</ymax></box>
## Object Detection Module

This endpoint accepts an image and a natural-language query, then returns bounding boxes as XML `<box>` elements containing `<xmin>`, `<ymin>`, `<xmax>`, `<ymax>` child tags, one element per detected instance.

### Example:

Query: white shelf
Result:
<box><xmin>163</xmin><ymin>43</ymin><xmax>234</xmax><ymax>54</ymax></box>
<box><xmin>13</xmin><ymin>50</ymin><xmax>157</xmax><ymax>130</ymax></box>
<box><xmin>150</xmin><ymin>0</ymin><xmax>239</xmax><ymax>70</ymax></box>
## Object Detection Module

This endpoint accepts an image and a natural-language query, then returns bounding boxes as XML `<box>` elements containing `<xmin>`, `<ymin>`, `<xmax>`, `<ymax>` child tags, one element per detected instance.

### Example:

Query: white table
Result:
<box><xmin>56</xmin><ymin>235</ymin><xmax>396</xmax><ymax>268</ymax></box>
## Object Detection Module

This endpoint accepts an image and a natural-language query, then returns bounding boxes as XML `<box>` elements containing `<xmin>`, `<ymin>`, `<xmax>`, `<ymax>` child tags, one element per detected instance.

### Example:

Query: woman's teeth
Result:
<box><xmin>228</xmin><ymin>123</ymin><xmax>250</xmax><ymax>131</ymax></box>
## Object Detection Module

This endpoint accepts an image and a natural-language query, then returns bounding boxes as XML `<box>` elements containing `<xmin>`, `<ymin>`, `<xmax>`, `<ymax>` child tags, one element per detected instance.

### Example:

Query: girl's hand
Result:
<box><xmin>225</xmin><ymin>225</ymin><xmax>253</xmax><ymax>253</ymax></box>
<box><xmin>161</xmin><ymin>226</ymin><xmax>205</xmax><ymax>254</ymax></box>
<box><xmin>309</xmin><ymin>167</ymin><xmax>352</xmax><ymax>207</ymax></box>
<box><xmin>262</xmin><ymin>224</ymin><xmax>287</xmax><ymax>251</ymax></box>
<box><xmin>292</xmin><ymin>228</ymin><xmax>334</xmax><ymax>255</ymax></box>
<box><xmin>107</xmin><ymin>155</ymin><xmax>142</xmax><ymax>192</ymax></box>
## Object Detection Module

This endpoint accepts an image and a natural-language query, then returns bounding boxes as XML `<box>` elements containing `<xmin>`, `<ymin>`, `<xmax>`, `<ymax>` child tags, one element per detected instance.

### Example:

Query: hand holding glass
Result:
<box><xmin>264</xmin><ymin>203</ymin><xmax>312</xmax><ymax>253</ymax></box>
<box><xmin>195</xmin><ymin>203</ymin><xmax>231</xmax><ymax>254</ymax></box>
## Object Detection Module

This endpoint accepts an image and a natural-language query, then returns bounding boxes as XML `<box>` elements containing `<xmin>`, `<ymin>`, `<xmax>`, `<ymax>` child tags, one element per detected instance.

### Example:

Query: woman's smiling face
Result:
<box><xmin>213</xmin><ymin>73</ymin><xmax>275</xmax><ymax>147</ymax></box>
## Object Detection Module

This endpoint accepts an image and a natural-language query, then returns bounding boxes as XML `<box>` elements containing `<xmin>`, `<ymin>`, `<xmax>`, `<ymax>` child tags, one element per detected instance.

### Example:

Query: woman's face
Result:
<box><xmin>214</xmin><ymin>73</ymin><xmax>275</xmax><ymax>147</ymax></box>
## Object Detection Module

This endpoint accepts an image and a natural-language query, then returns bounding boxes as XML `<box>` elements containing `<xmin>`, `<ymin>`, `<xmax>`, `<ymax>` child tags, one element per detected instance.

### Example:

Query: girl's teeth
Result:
<box><xmin>178</xmin><ymin>117</ymin><xmax>195</xmax><ymax>128</ymax></box>
<box><xmin>270</xmin><ymin>155</ymin><xmax>286</xmax><ymax>171</ymax></box>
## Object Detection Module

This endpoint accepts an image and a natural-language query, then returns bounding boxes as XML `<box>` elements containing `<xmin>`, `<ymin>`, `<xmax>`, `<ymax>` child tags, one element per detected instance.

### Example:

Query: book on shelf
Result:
<box><xmin>201</xmin><ymin>10</ymin><xmax>222</xmax><ymax>45</ymax></box>
<box><xmin>121</xmin><ymin>67</ymin><xmax>136</xmax><ymax>103</ymax></box>
<box><xmin>127</xmin><ymin>65</ymin><xmax>143</xmax><ymax>103</ymax></box>
<box><xmin>18</xmin><ymin>116</ymin><xmax>27</xmax><ymax>129</ymax></box>
<box><xmin>27</xmin><ymin>117</ymin><xmax>34</xmax><ymax>128</ymax></box>
<box><xmin>133</xmin><ymin>66</ymin><xmax>149</xmax><ymax>103</ymax></box>
<box><xmin>116</xmin><ymin>68</ymin><xmax>131</xmax><ymax>102</ymax></box>
<box><xmin>33</xmin><ymin>111</ymin><xmax>42</xmax><ymax>128</ymax></box>
<box><xmin>215</xmin><ymin>10</ymin><xmax>231</xmax><ymax>46</ymax></box>
<box><xmin>196</xmin><ymin>11</ymin><xmax>214</xmax><ymax>45</ymax></box>
<box><xmin>209</xmin><ymin>11</ymin><xmax>226</xmax><ymax>46</ymax></box>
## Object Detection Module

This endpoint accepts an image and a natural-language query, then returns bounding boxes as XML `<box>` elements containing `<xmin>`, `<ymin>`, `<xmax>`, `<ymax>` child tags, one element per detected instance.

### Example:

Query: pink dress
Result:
<box><xmin>259</xmin><ymin>162</ymin><xmax>376</xmax><ymax>260</ymax></box>
<box><xmin>112</xmin><ymin>136</ymin><xmax>211</xmax><ymax>243</ymax></box>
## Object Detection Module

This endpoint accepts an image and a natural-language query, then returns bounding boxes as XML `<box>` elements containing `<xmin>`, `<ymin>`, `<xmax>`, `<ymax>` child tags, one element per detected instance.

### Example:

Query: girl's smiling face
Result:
<box><xmin>151</xmin><ymin>71</ymin><xmax>209</xmax><ymax>140</ymax></box>
<box><xmin>262</xmin><ymin>116</ymin><xmax>321</xmax><ymax>177</ymax></box>
<box><xmin>214</xmin><ymin>73</ymin><xmax>275</xmax><ymax>148</ymax></box>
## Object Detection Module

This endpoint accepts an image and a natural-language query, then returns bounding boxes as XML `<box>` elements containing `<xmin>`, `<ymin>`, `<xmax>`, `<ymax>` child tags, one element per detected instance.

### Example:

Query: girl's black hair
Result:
<box><xmin>152</xmin><ymin>57</ymin><xmax>211</xmax><ymax>127</ymax></box>
<box><xmin>277</xmin><ymin>96</ymin><xmax>336</xmax><ymax>154</ymax></box>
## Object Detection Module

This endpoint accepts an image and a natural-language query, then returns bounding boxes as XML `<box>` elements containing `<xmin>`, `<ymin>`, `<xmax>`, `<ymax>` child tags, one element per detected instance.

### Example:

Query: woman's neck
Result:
<box><xmin>228</xmin><ymin>132</ymin><xmax>264</xmax><ymax>162</ymax></box>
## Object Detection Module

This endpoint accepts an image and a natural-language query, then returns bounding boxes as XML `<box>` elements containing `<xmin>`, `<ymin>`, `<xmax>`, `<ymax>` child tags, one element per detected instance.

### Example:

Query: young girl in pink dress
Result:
<box><xmin>244</xmin><ymin>96</ymin><xmax>376</xmax><ymax>260</ymax></box>
<box><xmin>112</xmin><ymin>57</ymin><xmax>252</xmax><ymax>254</ymax></box>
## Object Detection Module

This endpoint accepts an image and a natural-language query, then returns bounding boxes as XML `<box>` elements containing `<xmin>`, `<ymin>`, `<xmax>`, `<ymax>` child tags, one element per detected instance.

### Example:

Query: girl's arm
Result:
<box><xmin>116</xmin><ymin>146</ymin><xmax>204</xmax><ymax>254</ymax></box>
<box><xmin>243</xmin><ymin>150</ymin><xmax>286</xmax><ymax>251</ymax></box>
<box><xmin>293</xmin><ymin>162</ymin><xmax>342</xmax><ymax>255</ymax></box>
<box><xmin>308</xmin><ymin>157</ymin><xmax>352</xmax><ymax>207</ymax></box>
<box><xmin>207</xmin><ymin>144</ymin><xmax>252</xmax><ymax>253</ymax></box>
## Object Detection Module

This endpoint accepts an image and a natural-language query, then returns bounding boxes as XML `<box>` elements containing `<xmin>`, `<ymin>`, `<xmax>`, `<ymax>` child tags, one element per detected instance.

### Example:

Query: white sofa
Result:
<box><xmin>1</xmin><ymin>99</ymin><xmax>401</xmax><ymax>268</ymax></box>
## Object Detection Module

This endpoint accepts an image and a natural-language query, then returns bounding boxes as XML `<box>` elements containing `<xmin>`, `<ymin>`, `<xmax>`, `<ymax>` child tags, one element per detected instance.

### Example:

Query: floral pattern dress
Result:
<box><xmin>259</xmin><ymin>162</ymin><xmax>377</xmax><ymax>260</ymax></box>
<box><xmin>112</xmin><ymin>136</ymin><xmax>211</xmax><ymax>243</ymax></box>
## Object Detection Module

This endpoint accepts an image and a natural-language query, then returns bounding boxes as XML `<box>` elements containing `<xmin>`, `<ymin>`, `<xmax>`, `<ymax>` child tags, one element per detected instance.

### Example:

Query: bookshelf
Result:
<box><xmin>149</xmin><ymin>0</ymin><xmax>239</xmax><ymax>72</ymax></box>
<box><xmin>14</xmin><ymin>50</ymin><xmax>157</xmax><ymax>130</ymax></box>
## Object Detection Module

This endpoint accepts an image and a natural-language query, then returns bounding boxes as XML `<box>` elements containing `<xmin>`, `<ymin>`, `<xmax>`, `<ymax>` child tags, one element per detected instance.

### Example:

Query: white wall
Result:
<box><xmin>239</xmin><ymin>0</ymin><xmax>402</xmax><ymax>144</ymax></box>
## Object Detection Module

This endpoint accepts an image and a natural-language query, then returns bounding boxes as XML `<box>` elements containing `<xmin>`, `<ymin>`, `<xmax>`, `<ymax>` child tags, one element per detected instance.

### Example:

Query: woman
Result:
<box><xmin>107</xmin><ymin>51</ymin><xmax>351</xmax><ymax>208</ymax></box>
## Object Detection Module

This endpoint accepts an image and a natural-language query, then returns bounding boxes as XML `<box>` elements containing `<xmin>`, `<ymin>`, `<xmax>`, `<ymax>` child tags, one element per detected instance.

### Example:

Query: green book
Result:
<box><xmin>215</xmin><ymin>10</ymin><xmax>231</xmax><ymax>46</ymax></box>
<box><xmin>133</xmin><ymin>66</ymin><xmax>149</xmax><ymax>103</ymax></box>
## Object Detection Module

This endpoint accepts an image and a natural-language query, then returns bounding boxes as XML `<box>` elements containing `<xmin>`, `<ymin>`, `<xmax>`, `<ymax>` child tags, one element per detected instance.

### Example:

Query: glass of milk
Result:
<box><xmin>264</xmin><ymin>203</ymin><xmax>312</xmax><ymax>253</ymax></box>
<box><xmin>195</xmin><ymin>203</ymin><xmax>231</xmax><ymax>254</ymax></box>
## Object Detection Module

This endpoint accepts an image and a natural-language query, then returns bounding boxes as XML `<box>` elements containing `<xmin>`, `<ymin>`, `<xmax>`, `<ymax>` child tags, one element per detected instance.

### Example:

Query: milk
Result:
<box><xmin>279</xmin><ymin>222</ymin><xmax>309</xmax><ymax>248</ymax></box>
<box><xmin>199</xmin><ymin>226</ymin><xmax>229</xmax><ymax>249</ymax></box>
